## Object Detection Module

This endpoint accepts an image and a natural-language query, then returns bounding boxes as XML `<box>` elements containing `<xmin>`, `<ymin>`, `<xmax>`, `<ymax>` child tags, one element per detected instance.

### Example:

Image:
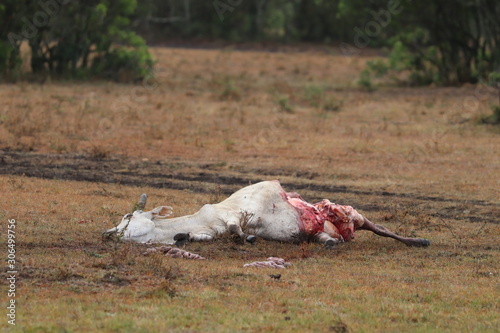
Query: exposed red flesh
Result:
<box><xmin>286</xmin><ymin>193</ymin><xmax>362</xmax><ymax>241</ymax></box>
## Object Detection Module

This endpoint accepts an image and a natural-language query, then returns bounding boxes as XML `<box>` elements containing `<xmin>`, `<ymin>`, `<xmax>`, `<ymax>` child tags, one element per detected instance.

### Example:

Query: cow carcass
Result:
<box><xmin>102</xmin><ymin>180</ymin><xmax>430</xmax><ymax>247</ymax></box>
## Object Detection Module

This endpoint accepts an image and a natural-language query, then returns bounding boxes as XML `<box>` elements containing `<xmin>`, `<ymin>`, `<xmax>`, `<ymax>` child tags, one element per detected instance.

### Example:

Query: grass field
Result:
<box><xmin>0</xmin><ymin>45</ymin><xmax>499</xmax><ymax>332</ymax></box>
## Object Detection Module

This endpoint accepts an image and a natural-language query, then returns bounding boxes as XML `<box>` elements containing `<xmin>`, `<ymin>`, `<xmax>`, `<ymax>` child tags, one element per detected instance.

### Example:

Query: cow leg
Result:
<box><xmin>315</xmin><ymin>232</ymin><xmax>341</xmax><ymax>248</ymax></box>
<box><xmin>174</xmin><ymin>232</ymin><xmax>215</xmax><ymax>245</ymax></box>
<box><xmin>358</xmin><ymin>217</ymin><xmax>430</xmax><ymax>247</ymax></box>
<box><xmin>189</xmin><ymin>232</ymin><xmax>215</xmax><ymax>242</ymax></box>
<box><xmin>228</xmin><ymin>224</ymin><xmax>257</xmax><ymax>244</ymax></box>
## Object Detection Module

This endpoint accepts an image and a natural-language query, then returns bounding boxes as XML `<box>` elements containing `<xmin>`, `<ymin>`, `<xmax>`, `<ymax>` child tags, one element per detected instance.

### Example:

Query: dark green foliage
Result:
<box><xmin>357</xmin><ymin>69</ymin><xmax>374</xmax><ymax>91</ymax></box>
<box><xmin>0</xmin><ymin>40</ymin><xmax>21</xmax><ymax>80</ymax></box>
<box><xmin>486</xmin><ymin>105</ymin><xmax>500</xmax><ymax>124</ymax></box>
<box><xmin>478</xmin><ymin>101</ymin><xmax>500</xmax><ymax>125</ymax></box>
<box><xmin>136</xmin><ymin>0</ymin><xmax>369</xmax><ymax>43</ymax></box>
<box><xmin>2</xmin><ymin>0</ymin><xmax>499</xmax><ymax>87</ymax></box>
<box><xmin>0</xmin><ymin>1</ymin><xmax>26</xmax><ymax>81</ymax></box>
<box><xmin>351</xmin><ymin>0</ymin><xmax>500</xmax><ymax>86</ymax></box>
<box><xmin>482</xmin><ymin>72</ymin><xmax>500</xmax><ymax>124</ymax></box>
<box><xmin>138</xmin><ymin>0</ymin><xmax>499</xmax><ymax>86</ymax></box>
<box><xmin>0</xmin><ymin>0</ymin><xmax>152</xmax><ymax>81</ymax></box>
<box><xmin>90</xmin><ymin>42</ymin><xmax>153</xmax><ymax>82</ymax></box>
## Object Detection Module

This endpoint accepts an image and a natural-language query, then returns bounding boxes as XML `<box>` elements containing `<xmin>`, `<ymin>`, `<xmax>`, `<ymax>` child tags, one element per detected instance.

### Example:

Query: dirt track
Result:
<box><xmin>1</xmin><ymin>151</ymin><xmax>497</xmax><ymax>224</ymax></box>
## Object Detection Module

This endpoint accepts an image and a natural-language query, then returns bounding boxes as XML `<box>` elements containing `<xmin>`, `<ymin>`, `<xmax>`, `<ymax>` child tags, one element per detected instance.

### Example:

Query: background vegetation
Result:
<box><xmin>1</xmin><ymin>0</ymin><xmax>499</xmax><ymax>87</ymax></box>
<box><xmin>0</xmin><ymin>0</ymin><xmax>152</xmax><ymax>82</ymax></box>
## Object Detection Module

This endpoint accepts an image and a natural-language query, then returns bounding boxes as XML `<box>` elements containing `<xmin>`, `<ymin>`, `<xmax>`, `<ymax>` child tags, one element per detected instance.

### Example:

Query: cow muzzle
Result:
<box><xmin>102</xmin><ymin>228</ymin><xmax>118</xmax><ymax>241</ymax></box>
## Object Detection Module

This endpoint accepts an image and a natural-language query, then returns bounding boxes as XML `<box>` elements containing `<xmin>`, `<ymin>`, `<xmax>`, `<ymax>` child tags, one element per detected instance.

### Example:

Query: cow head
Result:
<box><xmin>102</xmin><ymin>193</ymin><xmax>173</xmax><ymax>241</ymax></box>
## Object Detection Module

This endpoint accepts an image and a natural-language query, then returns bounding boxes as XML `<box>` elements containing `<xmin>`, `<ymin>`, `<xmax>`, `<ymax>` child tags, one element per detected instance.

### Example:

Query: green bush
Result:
<box><xmin>0</xmin><ymin>40</ymin><xmax>21</xmax><ymax>81</ymax></box>
<box><xmin>304</xmin><ymin>85</ymin><xmax>325</xmax><ymax>107</ymax></box>
<box><xmin>489</xmin><ymin>72</ymin><xmax>500</xmax><ymax>88</ymax></box>
<box><xmin>357</xmin><ymin>69</ymin><xmax>374</xmax><ymax>91</ymax></box>
<box><xmin>480</xmin><ymin>105</ymin><xmax>500</xmax><ymax>125</ymax></box>
<box><xmin>346</xmin><ymin>0</ymin><xmax>500</xmax><ymax>87</ymax></box>
<box><xmin>366</xmin><ymin>59</ymin><xmax>389</xmax><ymax>78</ymax></box>
<box><xmin>490</xmin><ymin>105</ymin><xmax>500</xmax><ymax>124</ymax></box>
<box><xmin>0</xmin><ymin>0</ymin><xmax>153</xmax><ymax>81</ymax></box>
<box><xmin>91</xmin><ymin>46</ymin><xmax>153</xmax><ymax>82</ymax></box>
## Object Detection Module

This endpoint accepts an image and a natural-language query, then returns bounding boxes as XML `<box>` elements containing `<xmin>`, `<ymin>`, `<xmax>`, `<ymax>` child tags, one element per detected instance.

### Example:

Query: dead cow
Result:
<box><xmin>102</xmin><ymin>180</ymin><xmax>430</xmax><ymax>247</ymax></box>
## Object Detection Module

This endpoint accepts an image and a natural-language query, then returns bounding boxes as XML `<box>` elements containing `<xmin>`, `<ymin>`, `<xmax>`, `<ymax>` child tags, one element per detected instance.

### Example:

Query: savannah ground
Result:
<box><xmin>0</xmin><ymin>45</ymin><xmax>499</xmax><ymax>332</ymax></box>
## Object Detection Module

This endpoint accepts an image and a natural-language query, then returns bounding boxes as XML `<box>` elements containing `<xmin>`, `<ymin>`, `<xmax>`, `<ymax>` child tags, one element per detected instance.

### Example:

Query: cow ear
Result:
<box><xmin>151</xmin><ymin>206</ymin><xmax>173</xmax><ymax>219</ymax></box>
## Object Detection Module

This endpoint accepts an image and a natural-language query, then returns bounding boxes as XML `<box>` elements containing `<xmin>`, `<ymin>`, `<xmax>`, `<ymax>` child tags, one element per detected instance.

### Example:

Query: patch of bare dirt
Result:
<box><xmin>1</xmin><ymin>151</ymin><xmax>497</xmax><ymax>224</ymax></box>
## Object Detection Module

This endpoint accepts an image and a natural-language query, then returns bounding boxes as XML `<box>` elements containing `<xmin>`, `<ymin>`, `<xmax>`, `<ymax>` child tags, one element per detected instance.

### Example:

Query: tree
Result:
<box><xmin>0</xmin><ymin>0</ymin><xmax>30</xmax><ymax>80</ymax></box>
<box><xmin>0</xmin><ymin>0</ymin><xmax>153</xmax><ymax>82</ymax></box>
<box><xmin>342</xmin><ymin>0</ymin><xmax>500</xmax><ymax>85</ymax></box>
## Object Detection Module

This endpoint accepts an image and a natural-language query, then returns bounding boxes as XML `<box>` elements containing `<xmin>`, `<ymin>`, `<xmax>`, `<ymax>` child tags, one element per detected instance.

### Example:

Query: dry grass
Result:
<box><xmin>0</xmin><ymin>46</ymin><xmax>499</xmax><ymax>332</ymax></box>
<box><xmin>0</xmin><ymin>176</ymin><xmax>498</xmax><ymax>332</ymax></box>
<box><xmin>1</xmin><ymin>48</ymin><xmax>499</xmax><ymax>202</ymax></box>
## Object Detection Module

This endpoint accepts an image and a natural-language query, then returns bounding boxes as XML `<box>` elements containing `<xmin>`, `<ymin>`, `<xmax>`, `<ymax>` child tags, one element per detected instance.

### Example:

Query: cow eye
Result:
<box><xmin>124</xmin><ymin>213</ymin><xmax>133</xmax><ymax>219</ymax></box>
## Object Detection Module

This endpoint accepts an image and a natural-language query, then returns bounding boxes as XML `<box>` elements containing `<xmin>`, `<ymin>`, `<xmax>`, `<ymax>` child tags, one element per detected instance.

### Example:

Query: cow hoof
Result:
<box><xmin>174</xmin><ymin>233</ymin><xmax>189</xmax><ymax>241</ymax></box>
<box><xmin>406</xmin><ymin>238</ymin><xmax>431</xmax><ymax>247</ymax></box>
<box><xmin>417</xmin><ymin>238</ymin><xmax>431</xmax><ymax>247</ymax></box>
<box><xmin>246</xmin><ymin>235</ymin><xmax>257</xmax><ymax>244</ymax></box>
<box><xmin>325</xmin><ymin>239</ymin><xmax>339</xmax><ymax>248</ymax></box>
